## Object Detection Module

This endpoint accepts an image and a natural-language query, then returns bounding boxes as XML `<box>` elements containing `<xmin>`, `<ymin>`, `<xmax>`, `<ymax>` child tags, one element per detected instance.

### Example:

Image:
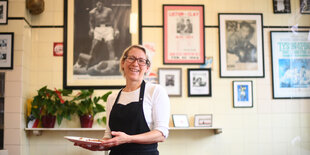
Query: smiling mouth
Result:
<box><xmin>129</xmin><ymin>68</ymin><xmax>140</xmax><ymax>72</ymax></box>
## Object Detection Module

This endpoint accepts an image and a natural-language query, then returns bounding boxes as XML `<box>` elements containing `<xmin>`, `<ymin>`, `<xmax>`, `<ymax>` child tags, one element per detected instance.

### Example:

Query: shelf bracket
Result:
<box><xmin>33</xmin><ymin>130</ymin><xmax>42</xmax><ymax>136</ymax></box>
<box><xmin>214</xmin><ymin>128</ymin><xmax>222</xmax><ymax>134</ymax></box>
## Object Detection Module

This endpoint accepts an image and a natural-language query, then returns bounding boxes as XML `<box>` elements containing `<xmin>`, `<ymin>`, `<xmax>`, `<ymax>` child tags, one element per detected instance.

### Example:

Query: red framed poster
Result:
<box><xmin>163</xmin><ymin>5</ymin><xmax>205</xmax><ymax>64</ymax></box>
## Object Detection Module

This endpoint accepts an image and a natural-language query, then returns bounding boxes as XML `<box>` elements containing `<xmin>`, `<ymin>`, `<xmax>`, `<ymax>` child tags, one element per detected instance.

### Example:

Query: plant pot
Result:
<box><xmin>80</xmin><ymin>114</ymin><xmax>93</xmax><ymax>128</ymax></box>
<box><xmin>41</xmin><ymin>114</ymin><xmax>56</xmax><ymax>128</ymax></box>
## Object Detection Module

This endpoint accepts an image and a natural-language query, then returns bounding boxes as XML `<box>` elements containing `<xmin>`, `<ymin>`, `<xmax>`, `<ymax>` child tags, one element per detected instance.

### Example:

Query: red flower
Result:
<box><xmin>54</xmin><ymin>88</ymin><xmax>65</xmax><ymax>104</ymax></box>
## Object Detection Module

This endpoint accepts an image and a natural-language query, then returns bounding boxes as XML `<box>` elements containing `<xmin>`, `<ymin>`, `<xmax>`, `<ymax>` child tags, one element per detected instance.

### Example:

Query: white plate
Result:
<box><xmin>64</xmin><ymin>136</ymin><xmax>104</xmax><ymax>146</ymax></box>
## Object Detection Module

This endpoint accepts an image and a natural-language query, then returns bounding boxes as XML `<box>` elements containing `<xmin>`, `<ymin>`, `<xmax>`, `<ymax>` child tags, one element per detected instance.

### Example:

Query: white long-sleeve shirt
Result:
<box><xmin>104</xmin><ymin>82</ymin><xmax>170</xmax><ymax>138</ymax></box>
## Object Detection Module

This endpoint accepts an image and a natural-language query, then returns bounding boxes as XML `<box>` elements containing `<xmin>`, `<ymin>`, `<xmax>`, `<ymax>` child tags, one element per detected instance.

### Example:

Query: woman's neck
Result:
<box><xmin>123</xmin><ymin>80</ymin><xmax>142</xmax><ymax>92</ymax></box>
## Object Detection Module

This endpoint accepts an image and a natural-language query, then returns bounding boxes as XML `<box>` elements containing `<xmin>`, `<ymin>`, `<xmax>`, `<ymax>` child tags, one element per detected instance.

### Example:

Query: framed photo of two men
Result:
<box><xmin>219</xmin><ymin>13</ymin><xmax>264</xmax><ymax>78</ymax></box>
<box><xmin>64</xmin><ymin>0</ymin><xmax>141</xmax><ymax>89</ymax></box>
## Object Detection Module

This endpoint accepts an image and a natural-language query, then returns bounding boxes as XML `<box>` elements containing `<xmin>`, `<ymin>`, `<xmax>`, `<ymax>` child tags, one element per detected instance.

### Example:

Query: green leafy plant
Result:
<box><xmin>31</xmin><ymin>86</ymin><xmax>74</xmax><ymax>125</ymax></box>
<box><xmin>72</xmin><ymin>89</ymin><xmax>112</xmax><ymax>124</ymax></box>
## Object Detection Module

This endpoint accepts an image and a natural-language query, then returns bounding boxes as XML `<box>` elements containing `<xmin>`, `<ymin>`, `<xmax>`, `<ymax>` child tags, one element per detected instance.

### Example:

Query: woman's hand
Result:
<box><xmin>101</xmin><ymin>130</ymin><xmax>165</xmax><ymax>147</ymax></box>
<box><xmin>101</xmin><ymin>131</ymin><xmax>132</xmax><ymax>148</ymax></box>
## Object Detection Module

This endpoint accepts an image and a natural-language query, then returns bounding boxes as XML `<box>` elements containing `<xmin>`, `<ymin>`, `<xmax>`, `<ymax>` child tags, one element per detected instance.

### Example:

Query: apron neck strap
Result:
<box><xmin>139</xmin><ymin>80</ymin><xmax>146</xmax><ymax>102</ymax></box>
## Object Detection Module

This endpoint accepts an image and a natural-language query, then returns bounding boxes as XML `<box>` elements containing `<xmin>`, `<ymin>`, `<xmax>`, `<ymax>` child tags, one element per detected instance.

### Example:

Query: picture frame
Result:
<box><xmin>300</xmin><ymin>0</ymin><xmax>310</xmax><ymax>14</ymax></box>
<box><xmin>53</xmin><ymin>42</ymin><xmax>63</xmax><ymax>56</ymax></box>
<box><xmin>172</xmin><ymin>114</ymin><xmax>189</xmax><ymax>128</ymax></box>
<box><xmin>270</xmin><ymin>31</ymin><xmax>310</xmax><ymax>99</ymax></box>
<box><xmin>158</xmin><ymin>68</ymin><xmax>182</xmax><ymax>97</ymax></box>
<box><xmin>63</xmin><ymin>0</ymin><xmax>141</xmax><ymax>89</ymax></box>
<box><xmin>0</xmin><ymin>0</ymin><xmax>8</xmax><ymax>25</ymax></box>
<box><xmin>187</xmin><ymin>68</ymin><xmax>211</xmax><ymax>97</ymax></box>
<box><xmin>233</xmin><ymin>81</ymin><xmax>253</xmax><ymax>108</ymax></box>
<box><xmin>194</xmin><ymin>114</ymin><xmax>212</xmax><ymax>127</ymax></box>
<box><xmin>218</xmin><ymin>13</ymin><xmax>264</xmax><ymax>78</ymax></box>
<box><xmin>272</xmin><ymin>0</ymin><xmax>291</xmax><ymax>14</ymax></box>
<box><xmin>0</xmin><ymin>33</ymin><xmax>14</xmax><ymax>70</ymax></box>
<box><xmin>163</xmin><ymin>5</ymin><xmax>205</xmax><ymax>64</ymax></box>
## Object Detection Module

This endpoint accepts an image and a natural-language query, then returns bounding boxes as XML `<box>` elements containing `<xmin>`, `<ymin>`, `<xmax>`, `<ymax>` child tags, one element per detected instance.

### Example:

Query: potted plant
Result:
<box><xmin>30</xmin><ymin>86</ymin><xmax>74</xmax><ymax>128</ymax></box>
<box><xmin>72</xmin><ymin>89</ymin><xmax>112</xmax><ymax>128</ymax></box>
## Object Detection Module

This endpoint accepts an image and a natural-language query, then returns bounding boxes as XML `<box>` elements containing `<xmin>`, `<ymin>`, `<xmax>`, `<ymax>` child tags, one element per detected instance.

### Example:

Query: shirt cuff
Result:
<box><xmin>155</xmin><ymin>126</ymin><xmax>169</xmax><ymax>138</ymax></box>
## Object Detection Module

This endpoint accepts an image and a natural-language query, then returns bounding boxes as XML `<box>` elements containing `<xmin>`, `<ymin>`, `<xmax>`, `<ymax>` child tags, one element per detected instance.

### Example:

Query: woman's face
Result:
<box><xmin>121</xmin><ymin>47</ymin><xmax>149</xmax><ymax>83</ymax></box>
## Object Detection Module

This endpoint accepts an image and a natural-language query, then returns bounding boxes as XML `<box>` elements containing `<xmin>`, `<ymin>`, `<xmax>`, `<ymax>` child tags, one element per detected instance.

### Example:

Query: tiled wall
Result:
<box><xmin>3</xmin><ymin>19</ymin><xmax>31</xmax><ymax>155</ymax></box>
<box><xmin>3</xmin><ymin>0</ymin><xmax>31</xmax><ymax>154</ymax></box>
<box><xmin>2</xmin><ymin>0</ymin><xmax>310</xmax><ymax>154</ymax></box>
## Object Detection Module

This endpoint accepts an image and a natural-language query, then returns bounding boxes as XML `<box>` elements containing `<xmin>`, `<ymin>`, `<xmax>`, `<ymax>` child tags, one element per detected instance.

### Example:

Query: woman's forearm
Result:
<box><xmin>128</xmin><ymin>130</ymin><xmax>166</xmax><ymax>144</ymax></box>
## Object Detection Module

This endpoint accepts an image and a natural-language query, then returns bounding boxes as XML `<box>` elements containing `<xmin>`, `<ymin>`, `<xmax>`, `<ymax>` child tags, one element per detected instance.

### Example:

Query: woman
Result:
<box><xmin>76</xmin><ymin>45</ymin><xmax>170</xmax><ymax>155</ymax></box>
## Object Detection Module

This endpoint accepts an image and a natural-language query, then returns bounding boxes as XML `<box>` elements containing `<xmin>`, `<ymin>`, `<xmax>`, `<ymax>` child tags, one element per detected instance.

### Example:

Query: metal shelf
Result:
<box><xmin>25</xmin><ymin>127</ymin><xmax>222</xmax><ymax>136</ymax></box>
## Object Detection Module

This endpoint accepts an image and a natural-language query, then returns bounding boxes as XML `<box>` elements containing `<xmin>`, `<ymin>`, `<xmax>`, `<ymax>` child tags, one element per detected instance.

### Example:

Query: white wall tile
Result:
<box><xmin>5</xmin><ymin>97</ymin><xmax>22</xmax><ymax>113</ymax></box>
<box><xmin>301</xmin><ymin>128</ymin><xmax>310</xmax><ymax>142</ymax></box>
<box><xmin>300</xmin><ymin>142</ymin><xmax>310</xmax><ymax>155</ymax></box>
<box><xmin>258</xmin><ymin>143</ymin><xmax>273</xmax><ymax>155</ymax></box>
<box><xmin>300</xmin><ymin>113</ymin><xmax>310</xmax><ymax>128</ymax></box>
<box><xmin>4</xmin><ymin>129</ymin><xmax>21</xmax><ymax>145</ymax></box>
<box><xmin>6</xmin><ymin>67</ymin><xmax>23</xmax><ymax>82</ymax></box>
<box><xmin>272</xmin><ymin>143</ymin><xmax>288</xmax><ymax>155</ymax></box>
<box><xmin>8</xmin><ymin>1</ymin><xmax>26</xmax><ymax>18</ymax></box>
<box><xmin>4</xmin><ymin>145</ymin><xmax>21</xmax><ymax>155</ymax></box>
<box><xmin>4</xmin><ymin>113</ymin><xmax>21</xmax><ymax>128</ymax></box>
<box><xmin>13</xmin><ymin>51</ymin><xmax>23</xmax><ymax>67</ymax></box>
<box><xmin>5</xmin><ymin>81</ymin><xmax>22</xmax><ymax>97</ymax></box>
<box><xmin>4</xmin><ymin>0</ymin><xmax>310</xmax><ymax>155</ymax></box>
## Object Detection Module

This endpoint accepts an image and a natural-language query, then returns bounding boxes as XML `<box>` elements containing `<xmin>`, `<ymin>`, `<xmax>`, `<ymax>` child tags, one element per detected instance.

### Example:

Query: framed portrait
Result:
<box><xmin>158</xmin><ymin>68</ymin><xmax>182</xmax><ymax>97</ymax></box>
<box><xmin>163</xmin><ymin>5</ymin><xmax>205</xmax><ymax>64</ymax></box>
<box><xmin>0</xmin><ymin>0</ymin><xmax>8</xmax><ymax>25</ymax></box>
<box><xmin>300</xmin><ymin>0</ymin><xmax>310</xmax><ymax>14</ymax></box>
<box><xmin>64</xmin><ymin>0</ymin><xmax>141</xmax><ymax>89</ymax></box>
<box><xmin>273</xmin><ymin>0</ymin><xmax>291</xmax><ymax>13</ymax></box>
<box><xmin>233</xmin><ymin>81</ymin><xmax>253</xmax><ymax>108</ymax></box>
<box><xmin>194</xmin><ymin>114</ymin><xmax>212</xmax><ymax>127</ymax></box>
<box><xmin>0</xmin><ymin>33</ymin><xmax>14</xmax><ymax>70</ymax></box>
<box><xmin>187</xmin><ymin>68</ymin><xmax>211</xmax><ymax>97</ymax></box>
<box><xmin>270</xmin><ymin>31</ymin><xmax>310</xmax><ymax>99</ymax></box>
<box><xmin>172</xmin><ymin>114</ymin><xmax>189</xmax><ymax>128</ymax></box>
<box><xmin>218</xmin><ymin>13</ymin><xmax>264</xmax><ymax>78</ymax></box>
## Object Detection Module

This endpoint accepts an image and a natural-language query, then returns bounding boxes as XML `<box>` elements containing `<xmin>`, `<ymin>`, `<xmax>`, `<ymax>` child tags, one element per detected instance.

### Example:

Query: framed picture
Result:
<box><xmin>172</xmin><ymin>114</ymin><xmax>189</xmax><ymax>127</ymax></box>
<box><xmin>233</xmin><ymin>81</ymin><xmax>253</xmax><ymax>108</ymax></box>
<box><xmin>53</xmin><ymin>42</ymin><xmax>63</xmax><ymax>56</ymax></box>
<box><xmin>0</xmin><ymin>33</ymin><xmax>14</xmax><ymax>69</ymax></box>
<box><xmin>300</xmin><ymin>0</ymin><xmax>310</xmax><ymax>14</ymax></box>
<box><xmin>270</xmin><ymin>31</ymin><xmax>310</xmax><ymax>99</ymax></box>
<box><xmin>194</xmin><ymin>114</ymin><xmax>212</xmax><ymax>127</ymax></box>
<box><xmin>0</xmin><ymin>0</ymin><xmax>8</xmax><ymax>25</ymax></box>
<box><xmin>158</xmin><ymin>68</ymin><xmax>182</xmax><ymax>97</ymax></box>
<box><xmin>163</xmin><ymin>5</ymin><xmax>205</xmax><ymax>64</ymax></box>
<box><xmin>273</xmin><ymin>0</ymin><xmax>291</xmax><ymax>13</ymax></box>
<box><xmin>218</xmin><ymin>13</ymin><xmax>264</xmax><ymax>78</ymax></box>
<box><xmin>187</xmin><ymin>68</ymin><xmax>211</xmax><ymax>97</ymax></box>
<box><xmin>64</xmin><ymin>0</ymin><xmax>141</xmax><ymax>89</ymax></box>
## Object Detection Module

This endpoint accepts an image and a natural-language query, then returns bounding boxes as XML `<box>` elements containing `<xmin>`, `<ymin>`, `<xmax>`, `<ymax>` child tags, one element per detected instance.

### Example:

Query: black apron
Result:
<box><xmin>109</xmin><ymin>81</ymin><xmax>159</xmax><ymax>155</ymax></box>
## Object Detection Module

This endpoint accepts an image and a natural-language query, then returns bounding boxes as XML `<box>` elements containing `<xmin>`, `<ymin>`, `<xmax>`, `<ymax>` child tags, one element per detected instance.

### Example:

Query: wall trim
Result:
<box><xmin>7</xmin><ymin>17</ymin><xmax>310</xmax><ymax>29</ymax></box>
<box><xmin>142</xmin><ymin>25</ymin><xmax>310</xmax><ymax>29</ymax></box>
<box><xmin>7</xmin><ymin>17</ymin><xmax>63</xmax><ymax>28</ymax></box>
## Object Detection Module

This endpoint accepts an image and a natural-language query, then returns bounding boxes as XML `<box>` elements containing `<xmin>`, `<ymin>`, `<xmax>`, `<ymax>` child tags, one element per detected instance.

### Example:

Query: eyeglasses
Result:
<box><xmin>125</xmin><ymin>56</ymin><xmax>149</xmax><ymax>66</ymax></box>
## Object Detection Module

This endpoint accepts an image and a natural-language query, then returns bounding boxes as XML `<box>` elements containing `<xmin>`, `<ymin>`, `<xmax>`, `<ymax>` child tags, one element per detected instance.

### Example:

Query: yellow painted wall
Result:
<box><xmin>2</xmin><ymin>0</ymin><xmax>310</xmax><ymax>155</ymax></box>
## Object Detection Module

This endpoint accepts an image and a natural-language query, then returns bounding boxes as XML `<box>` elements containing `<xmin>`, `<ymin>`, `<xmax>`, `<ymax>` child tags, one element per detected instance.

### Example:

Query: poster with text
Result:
<box><xmin>163</xmin><ymin>5</ymin><xmax>205</xmax><ymax>64</ymax></box>
<box><xmin>271</xmin><ymin>31</ymin><xmax>310</xmax><ymax>99</ymax></box>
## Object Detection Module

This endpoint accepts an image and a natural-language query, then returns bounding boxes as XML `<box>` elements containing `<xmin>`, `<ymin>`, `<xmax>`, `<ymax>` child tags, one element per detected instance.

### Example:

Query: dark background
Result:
<box><xmin>73</xmin><ymin>0</ymin><xmax>131</xmax><ymax>70</ymax></box>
